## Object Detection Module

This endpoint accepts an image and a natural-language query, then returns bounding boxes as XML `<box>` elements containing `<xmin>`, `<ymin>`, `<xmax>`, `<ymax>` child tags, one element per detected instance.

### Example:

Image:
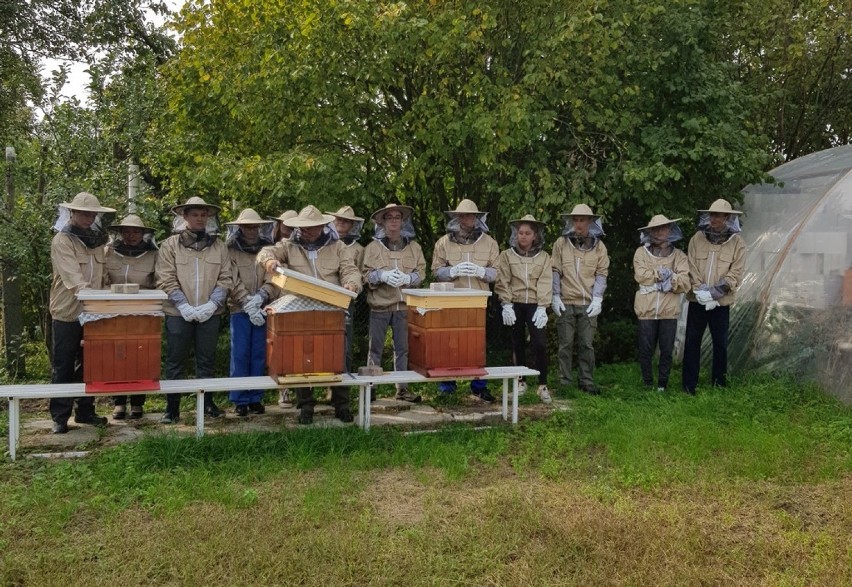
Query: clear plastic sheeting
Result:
<box><xmin>730</xmin><ymin>145</ymin><xmax>852</xmax><ymax>403</ymax></box>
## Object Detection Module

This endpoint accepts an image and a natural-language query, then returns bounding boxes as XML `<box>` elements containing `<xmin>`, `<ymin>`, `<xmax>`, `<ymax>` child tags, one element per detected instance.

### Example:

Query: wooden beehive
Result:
<box><xmin>83</xmin><ymin>315</ymin><xmax>162</xmax><ymax>389</ymax></box>
<box><xmin>270</xmin><ymin>268</ymin><xmax>356</xmax><ymax>309</ymax></box>
<box><xmin>266</xmin><ymin>310</ymin><xmax>345</xmax><ymax>377</ymax></box>
<box><xmin>403</xmin><ymin>289</ymin><xmax>491</xmax><ymax>377</ymax></box>
<box><xmin>78</xmin><ymin>289</ymin><xmax>166</xmax><ymax>391</ymax></box>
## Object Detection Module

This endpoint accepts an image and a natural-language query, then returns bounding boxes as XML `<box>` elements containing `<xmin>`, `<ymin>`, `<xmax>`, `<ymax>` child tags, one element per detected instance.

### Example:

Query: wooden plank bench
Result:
<box><xmin>3</xmin><ymin>367</ymin><xmax>539</xmax><ymax>460</ymax></box>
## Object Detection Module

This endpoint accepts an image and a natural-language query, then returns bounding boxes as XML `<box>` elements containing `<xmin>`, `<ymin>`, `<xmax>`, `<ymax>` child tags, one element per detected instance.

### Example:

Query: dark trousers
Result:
<box><xmin>295</xmin><ymin>388</ymin><xmax>349</xmax><ymax>411</ymax></box>
<box><xmin>163</xmin><ymin>314</ymin><xmax>221</xmax><ymax>415</ymax></box>
<box><xmin>50</xmin><ymin>319</ymin><xmax>95</xmax><ymax>422</ymax></box>
<box><xmin>511</xmin><ymin>303</ymin><xmax>548</xmax><ymax>385</ymax></box>
<box><xmin>637</xmin><ymin>319</ymin><xmax>677</xmax><ymax>389</ymax></box>
<box><xmin>682</xmin><ymin>302</ymin><xmax>730</xmax><ymax>392</ymax></box>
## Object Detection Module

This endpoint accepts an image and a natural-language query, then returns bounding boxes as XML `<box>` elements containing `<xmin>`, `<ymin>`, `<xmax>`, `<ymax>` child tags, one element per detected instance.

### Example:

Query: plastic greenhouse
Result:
<box><xmin>729</xmin><ymin>145</ymin><xmax>852</xmax><ymax>403</ymax></box>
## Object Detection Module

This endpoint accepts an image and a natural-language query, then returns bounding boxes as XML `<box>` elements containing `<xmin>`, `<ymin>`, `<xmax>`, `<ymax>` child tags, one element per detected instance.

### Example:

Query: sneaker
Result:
<box><xmin>537</xmin><ymin>385</ymin><xmax>553</xmax><ymax>404</ymax></box>
<box><xmin>74</xmin><ymin>414</ymin><xmax>108</xmax><ymax>427</ymax></box>
<box><xmin>472</xmin><ymin>389</ymin><xmax>495</xmax><ymax>403</ymax></box>
<box><xmin>160</xmin><ymin>412</ymin><xmax>179</xmax><ymax>424</ymax></box>
<box><xmin>656</xmin><ymin>387</ymin><xmax>666</xmax><ymax>393</ymax></box>
<box><xmin>248</xmin><ymin>402</ymin><xmax>266</xmax><ymax>414</ymax></box>
<box><xmin>52</xmin><ymin>420</ymin><xmax>68</xmax><ymax>434</ymax></box>
<box><xmin>235</xmin><ymin>404</ymin><xmax>249</xmax><ymax>417</ymax></box>
<box><xmin>112</xmin><ymin>405</ymin><xmax>127</xmax><ymax>420</ymax></box>
<box><xmin>278</xmin><ymin>389</ymin><xmax>292</xmax><ymax>407</ymax></box>
<box><xmin>297</xmin><ymin>408</ymin><xmax>314</xmax><ymax>425</ymax></box>
<box><xmin>204</xmin><ymin>402</ymin><xmax>222</xmax><ymax>418</ymax></box>
<box><xmin>129</xmin><ymin>406</ymin><xmax>144</xmax><ymax>420</ymax></box>
<box><xmin>395</xmin><ymin>389</ymin><xmax>422</xmax><ymax>403</ymax></box>
<box><xmin>335</xmin><ymin>407</ymin><xmax>354</xmax><ymax>423</ymax></box>
<box><xmin>517</xmin><ymin>380</ymin><xmax>527</xmax><ymax>394</ymax></box>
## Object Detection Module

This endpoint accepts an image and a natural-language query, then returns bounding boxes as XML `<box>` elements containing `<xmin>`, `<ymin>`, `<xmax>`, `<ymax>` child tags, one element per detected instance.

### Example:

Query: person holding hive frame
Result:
<box><xmin>495</xmin><ymin>214</ymin><xmax>553</xmax><ymax>403</ymax></box>
<box><xmin>431</xmin><ymin>198</ymin><xmax>499</xmax><ymax>402</ymax></box>
<box><xmin>48</xmin><ymin>192</ymin><xmax>116</xmax><ymax>434</ymax></box>
<box><xmin>362</xmin><ymin>203</ymin><xmax>426</xmax><ymax>403</ymax></box>
<box><xmin>632</xmin><ymin>214</ymin><xmax>690</xmax><ymax>392</ymax></box>
<box><xmin>156</xmin><ymin>196</ymin><xmax>232</xmax><ymax>424</ymax></box>
<box><xmin>104</xmin><ymin>213</ymin><xmax>158</xmax><ymax>420</ymax></box>
<box><xmin>258</xmin><ymin>205</ymin><xmax>362</xmax><ymax>425</ymax></box>
<box><xmin>225</xmin><ymin>208</ymin><xmax>275</xmax><ymax>416</ymax></box>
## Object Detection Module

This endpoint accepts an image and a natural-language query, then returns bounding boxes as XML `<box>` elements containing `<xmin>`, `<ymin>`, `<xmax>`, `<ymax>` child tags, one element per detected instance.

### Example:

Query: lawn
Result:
<box><xmin>1</xmin><ymin>365</ymin><xmax>850</xmax><ymax>586</ymax></box>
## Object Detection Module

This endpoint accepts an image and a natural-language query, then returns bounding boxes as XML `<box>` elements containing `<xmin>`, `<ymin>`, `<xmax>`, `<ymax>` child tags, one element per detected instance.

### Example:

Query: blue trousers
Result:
<box><xmin>228</xmin><ymin>312</ymin><xmax>267</xmax><ymax>405</ymax></box>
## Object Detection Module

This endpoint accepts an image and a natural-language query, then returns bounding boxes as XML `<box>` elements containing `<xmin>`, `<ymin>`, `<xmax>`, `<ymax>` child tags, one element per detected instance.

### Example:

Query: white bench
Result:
<box><xmin>3</xmin><ymin>367</ymin><xmax>539</xmax><ymax>460</ymax></box>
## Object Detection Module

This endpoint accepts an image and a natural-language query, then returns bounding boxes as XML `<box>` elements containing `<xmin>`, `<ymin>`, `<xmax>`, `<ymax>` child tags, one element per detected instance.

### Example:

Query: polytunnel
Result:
<box><xmin>729</xmin><ymin>145</ymin><xmax>852</xmax><ymax>403</ymax></box>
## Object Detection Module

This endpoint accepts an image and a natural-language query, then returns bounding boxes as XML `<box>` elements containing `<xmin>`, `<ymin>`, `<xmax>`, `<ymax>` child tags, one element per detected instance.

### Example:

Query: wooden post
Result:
<box><xmin>3</xmin><ymin>147</ymin><xmax>25</xmax><ymax>377</ymax></box>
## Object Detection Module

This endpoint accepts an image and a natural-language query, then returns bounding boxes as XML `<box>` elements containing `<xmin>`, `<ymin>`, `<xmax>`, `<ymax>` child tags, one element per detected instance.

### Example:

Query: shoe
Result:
<box><xmin>395</xmin><ymin>389</ymin><xmax>422</xmax><ymax>403</ymax></box>
<box><xmin>537</xmin><ymin>385</ymin><xmax>552</xmax><ymax>404</ymax></box>
<box><xmin>278</xmin><ymin>389</ymin><xmax>292</xmax><ymax>407</ymax></box>
<box><xmin>204</xmin><ymin>402</ymin><xmax>223</xmax><ymax>418</ymax></box>
<box><xmin>160</xmin><ymin>412</ymin><xmax>179</xmax><ymax>424</ymax></box>
<box><xmin>74</xmin><ymin>414</ymin><xmax>108</xmax><ymax>427</ymax></box>
<box><xmin>472</xmin><ymin>389</ymin><xmax>495</xmax><ymax>403</ymax></box>
<box><xmin>248</xmin><ymin>402</ymin><xmax>265</xmax><ymax>414</ymax></box>
<box><xmin>335</xmin><ymin>407</ymin><xmax>354</xmax><ymax>423</ymax></box>
<box><xmin>656</xmin><ymin>387</ymin><xmax>666</xmax><ymax>393</ymax></box>
<box><xmin>297</xmin><ymin>408</ymin><xmax>314</xmax><ymax>425</ymax></box>
<box><xmin>52</xmin><ymin>420</ymin><xmax>68</xmax><ymax>434</ymax></box>
<box><xmin>517</xmin><ymin>380</ymin><xmax>527</xmax><ymax>394</ymax></box>
<box><xmin>112</xmin><ymin>405</ymin><xmax>127</xmax><ymax>420</ymax></box>
<box><xmin>580</xmin><ymin>385</ymin><xmax>600</xmax><ymax>396</ymax></box>
<box><xmin>129</xmin><ymin>406</ymin><xmax>144</xmax><ymax>420</ymax></box>
<box><xmin>235</xmin><ymin>404</ymin><xmax>249</xmax><ymax>417</ymax></box>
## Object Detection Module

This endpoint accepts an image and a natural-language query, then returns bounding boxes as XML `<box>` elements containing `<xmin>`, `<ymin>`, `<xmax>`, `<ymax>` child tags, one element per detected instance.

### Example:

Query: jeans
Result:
<box><xmin>228</xmin><ymin>312</ymin><xmax>267</xmax><ymax>406</ymax></box>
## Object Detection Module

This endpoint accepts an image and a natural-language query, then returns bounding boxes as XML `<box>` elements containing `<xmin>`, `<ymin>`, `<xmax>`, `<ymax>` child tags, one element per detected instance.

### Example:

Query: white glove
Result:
<box><xmin>243</xmin><ymin>294</ymin><xmax>263</xmax><ymax>313</ymax></box>
<box><xmin>397</xmin><ymin>272</ymin><xmax>412</xmax><ymax>287</ymax></box>
<box><xmin>453</xmin><ymin>262</ymin><xmax>475</xmax><ymax>277</ymax></box>
<box><xmin>586</xmin><ymin>296</ymin><xmax>603</xmax><ymax>318</ymax></box>
<box><xmin>704</xmin><ymin>300</ymin><xmax>720</xmax><ymax>311</ymax></box>
<box><xmin>551</xmin><ymin>295</ymin><xmax>565</xmax><ymax>317</ymax></box>
<box><xmin>195</xmin><ymin>301</ymin><xmax>218</xmax><ymax>322</ymax></box>
<box><xmin>385</xmin><ymin>271</ymin><xmax>405</xmax><ymax>287</ymax></box>
<box><xmin>694</xmin><ymin>289</ymin><xmax>713</xmax><ymax>305</ymax></box>
<box><xmin>469</xmin><ymin>263</ymin><xmax>487</xmax><ymax>279</ymax></box>
<box><xmin>176</xmin><ymin>303</ymin><xmax>197</xmax><ymax>322</ymax></box>
<box><xmin>501</xmin><ymin>304</ymin><xmax>516</xmax><ymax>326</ymax></box>
<box><xmin>449</xmin><ymin>264</ymin><xmax>463</xmax><ymax>278</ymax></box>
<box><xmin>379</xmin><ymin>270</ymin><xmax>394</xmax><ymax>285</ymax></box>
<box><xmin>249</xmin><ymin>308</ymin><xmax>266</xmax><ymax>326</ymax></box>
<box><xmin>532</xmin><ymin>306</ymin><xmax>548</xmax><ymax>329</ymax></box>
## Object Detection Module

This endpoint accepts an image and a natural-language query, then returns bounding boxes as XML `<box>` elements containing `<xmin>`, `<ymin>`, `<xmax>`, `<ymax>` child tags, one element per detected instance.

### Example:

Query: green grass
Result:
<box><xmin>1</xmin><ymin>365</ymin><xmax>850</xmax><ymax>586</ymax></box>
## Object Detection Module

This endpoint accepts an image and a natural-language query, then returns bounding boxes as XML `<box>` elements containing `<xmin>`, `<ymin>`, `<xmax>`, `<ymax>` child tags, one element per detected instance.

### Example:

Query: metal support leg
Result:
<box><xmin>196</xmin><ymin>390</ymin><xmax>205</xmax><ymax>438</ymax></box>
<box><xmin>511</xmin><ymin>378</ymin><xmax>519</xmax><ymax>424</ymax></box>
<box><xmin>9</xmin><ymin>398</ymin><xmax>19</xmax><ymax>461</ymax></box>
<box><xmin>364</xmin><ymin>383</ymin><xmax>373</xmax><ymax>431</ymax></box>
<box><xmin>501</xmin><ymin>379</ymin><xmax>508</xmax><ymax>421</ymax></box>
<box><xmin>357</xmin><ymin>385</ymin><xmax>365</xmax><ymax>427</ymax></box>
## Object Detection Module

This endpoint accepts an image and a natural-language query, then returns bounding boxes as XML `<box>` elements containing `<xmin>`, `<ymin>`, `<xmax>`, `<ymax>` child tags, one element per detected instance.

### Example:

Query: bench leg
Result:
<box><xmin>364</xmin><ymin>384</ymin><xmax>372</xmax><ymax>431</ymax></box>
<box><xmin>502</xmin><ymin>379</ymin><xmax>508</xmax><ymax>421</ymax></box>
<box><xmin>196</xmin><ymin>391</ymin><xmax>204</xmax><ymax>438</ymax></box>
<box><xmin>512</xmin><ymin>378</ymin><xmax>519</xmax><ymax>424</ymax></box>
<box><xmin>9</xmin><ymin>398</ymin><xmax>19</xmax><ymax>461</ymax></box>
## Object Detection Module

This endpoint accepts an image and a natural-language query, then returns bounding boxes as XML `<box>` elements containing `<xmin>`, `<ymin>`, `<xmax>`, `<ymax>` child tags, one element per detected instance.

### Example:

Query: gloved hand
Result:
<box><xmin>501</xmin><ymin>303</ymin><xmax>516</xmax><ymax>326</ymax></box>
<box><xmin>694</xmin><ymin>289</ymin><xmax>713</xmax><ymax>305</ymax></box>
<box><xmin>378</xmin><ymin>270</ymin><xmax>393</xmax><ymax>285</ymax></box>
<box><xmin>248</xmin><ymin>308</ymin><xmax>266</xmax><ymax>326</ymax></box>
<box><xmin>551</xmin><ymin>295</ymin><xmax>565</xmax><ymax>317</ymax></box>
<box><xmin>449</xmin><ymin>264</ymin><xmax>464</xmax><ymax>278</ymax></box>
<box><xmin>243</xmin><ymin>294</ymin><xmax>263</xmax><ymax>314</ymax></box>
<box><xmin>387</xmin><ymin>270</ymin><xmax>406</xmax><ymax>287</ymax></box>
<box><xmin>176</xmin><ymin>303</ymin><xmax>197</xmax><ymax>322</ymax></box>
<box><xmin>586</xmin><ymin>296</ymin><xmax>603</xmax><ymax>318</ymax></box>
<box><xmin>658</xmin><ymin>273</ymin><xmax>673</xmax><ymax>293</ymax></box>
<box><xmin>469</xmin><ymin>263</ymin><xmax>487</xmax><ymax>279</ymax></box>
<box><xmin>709</xmin><ymin>280</ymin><xmax>731</xmax><ymax>300</ymax></box>
<box><xmin>195</xmin><ymin>301</ymin><xmax>218</xmax><ymax>322</ymax></box>
<box><xmin>705</xmin><ymin>300</ymin><xmax>720</xmax><ymax>311</ymax></box>
<box><xmin>658</xmin><ymin>267</ymin><xmax>673</xmax><ymax>281</ymax></box>
<box><xmin>397</xmin><ymin>272</ymin><xmax>412</xmax><ymax>287</ymax></box>
<box><xmin>453</xmin><ymin>262</ymin><xmax>476</xmax><ymax>277</ymax></box>
<box><xmin>532</xmin><ymin>306</ymin><xmax>548</xmax><ymax>329</ymax></box>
